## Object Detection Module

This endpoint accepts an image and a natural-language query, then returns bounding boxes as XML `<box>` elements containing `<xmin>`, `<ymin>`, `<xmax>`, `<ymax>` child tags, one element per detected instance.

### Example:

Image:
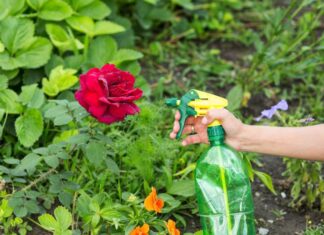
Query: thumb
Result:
<box><xmin>202</xmin><ymin>108</ymin><xmax>231</xmax><ymax>125</ymax></box>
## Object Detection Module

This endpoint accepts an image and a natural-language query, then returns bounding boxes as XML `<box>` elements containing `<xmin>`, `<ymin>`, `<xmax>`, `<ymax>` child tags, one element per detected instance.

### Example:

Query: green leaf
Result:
<box><xmin>15</xmin><ymin>153</ymin><xmax>41</xmax><ymax>175</ymax></box>
<box><xmin>66</xmin><ymin>15</ymin><xmax>94</xmax><ymax>35</ymax></box>
<box><xmin>27</xmin><ymin>0</ymin><xmax>47</xmax><ymax>10</ymax></box>
<box><xmin>254</xmin><ymin>170</ymin><xmax>277</xmax><ymax>195</ymax></box>
<box><xmin>66</xmin><ymin>16</ymin><xmax>125</xmax><ymax>37</ymax></box>
<box><xmin>0</xmin><ymin>89</ymin><xmax>23</xmax><ymax>114</ymax></box>
<box><xmin>15</xmin><ymin>37</ymin><xmax>53</xmax><ymax>69</ymax></box>
<box><xmin>42</xmin><ymin>65</ymin><xmax>78</xmax><ymax>97</ymax></box>
<box><xmin>111</xmin><ymin>49</ymin><xmax>143</xmax><ymax>65</ymax></box>
<box><xmin>54</xmin><ymin>206</ymin><xmax>72</xmax><ymax>230</ymax></box>
<box><xmin>15</xmin><ymin>109</ymin><xmax>44</xmax><ymax>147</ymax></box>
<box><xmin>88</xmin><ymin>36</ymin><xmax>117</xmax><ymax>67</ymax></box>
<box><xmin>19</xmin><ymin>84</ymin><xmax>45</xmax><ymax>108</ymax></box>
<box><xmin>172</xmin><ymin>0</ymin><xmax>194</xmax><ymax>10</ymax></box>
<box><xmin>46</xmin><ymin>24</ymin><xmax>82</xmax><ymax>53</ymax></box>
<box><xmin>38</xmin><ymin>213</ymin><xmax>59</xmax><ymax>231</ymax></box>
<box><xmin>38</xmin><ymin>0</ymin><xmax>73</xmax><ymax>21</ymax></box>
<box><xmin>93</xmin><ymin>21</ymin><xmax>125</xmax><ymax>36</ymax></box>
<box><xmin>78</xmin><ymin>1</ymin><xmax>111</xmax><ymax>20</ymax></box>
<box><xmin>44</xmin><ymin>155</ymin><xmax>59</xmax><ymax>168</ymax></box>
<box><xmin>85</xmin><ymin>142</ymin><xmax>107</xmax><ymax>167</ymax></box>
<box><xmin>226</xmin><ymin>85</ymin><xmax>243</xmax><ymax>111</ymax></box>
<box><xmin>0</xmin><ymin>41</ymin><xmax>4</xmax><ymax>53</ymax></box>
<box><xmin>167</xmin><ymin>179</ymin><xmax>195</xmax><ymax>197</ymax></box>
<box><xmin>0</xmin><ymin>74</ymin><xmax>8</xmax><ymax>90</ymax></box>
<box><xmin>0</xmin><ymin>17</ymin><xmax>34</xmax><ymax>54</ymax></box>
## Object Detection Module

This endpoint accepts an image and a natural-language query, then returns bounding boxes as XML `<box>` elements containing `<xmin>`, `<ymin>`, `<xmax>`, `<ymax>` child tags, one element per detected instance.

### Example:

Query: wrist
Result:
<box><xmin>235</xmin><ymin>124</ymin><xmax>251</xmax><ymax>152</ymax></box>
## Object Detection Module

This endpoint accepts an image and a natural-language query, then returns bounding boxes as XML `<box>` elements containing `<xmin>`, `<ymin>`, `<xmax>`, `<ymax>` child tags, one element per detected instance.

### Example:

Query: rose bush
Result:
<box><xmin>75</xmin><ymin>64</ymin><xmax>143</xmax><ymax>124</ymax></box>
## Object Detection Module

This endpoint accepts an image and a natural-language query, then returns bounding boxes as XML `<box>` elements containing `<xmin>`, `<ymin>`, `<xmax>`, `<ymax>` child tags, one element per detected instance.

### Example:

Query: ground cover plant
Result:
<box><xmin>0</xmin><ymin>0</ymin><xmax>323</xmax><ymax>234</ymax></box>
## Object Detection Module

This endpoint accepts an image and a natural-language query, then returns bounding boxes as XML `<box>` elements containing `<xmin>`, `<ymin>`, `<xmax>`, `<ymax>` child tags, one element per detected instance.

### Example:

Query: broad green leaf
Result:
<box><xmin>38</xmin><ymin>0</ymin><xmax>73</xmax><ymax>21</ymax></box>
<box><xmin>226</xmin><ymin>85</ymin><xmax>243</xmax><ymax>111</ymax></box>
<box><xmin>68</xmin><ymin>0</ymin><xmax>94</xmax><ymax>10</ymax></box>
<box><xmin>15</xmin><ymin>153</ymin><xmax>41</xmax><ymax>175</ymax></box>
<box><xmin>85</xmin><ymin>142</ymin><xmax>107</xmax><ymax>167</ymax></box>
<box><xmin>78</xmin><ymin>1</ymin><xmax>111</xmax><ymax>20</ymax></box>
<box><xmin>94</xmin><ymin>21</ymin><xmax>125</xmax><ymax>36</ymax></box>
<box><xmin>38</xmin><ymin>213</ymin><xmax>59</xmax><ymax>231</ymax></box>
<box><xmin>0</xmin><ymin>51</ymin><xmax>21</xmax><ymax>70</ymax></box>
<box><xmin>27</xmin><ymin>0</ymin><xmax>47</xmax><ymax>10</ymax></box>
<box><xmin>66</xmin><ymin>15</ymin><xmax>94</xmax><ymax>35</ymax></box>
<box><xmin>19</xmin><ymin>84</ymin><xmax>45</xmax><ymax>108</ymax></box>
<box><xmin>42</xmin><ymin>65</ymin><xmax>78</xmax><ymax>96</ymax></box>
<box><xmin>46</xmin><ymin>24</ymin><xmax>82</xmax><ymax>52</ymax></box>
<box><xmin>15</xmin><ymin>108</ymin><xmax>44</xmax><ymax>147</ymax></box>
<box><xmin>254</xmin><ymin>170</ymin><xmax>277</xmax><ymax>195</ymax></box>
<box><xmin>0</xmin><ymin>17</ymin><xmax>34</xmax><ymax>54</ymax></box>
<box><xmin>0</xmin><ymin>89</ymin><xmax>23</xmax><ymax>114</ymax></box>
<box><xmin>88</xmin><ymin>36</ymin><xmax>117</xmax><ymax>67</ymax></box>
<box><xmin>111</xmin><ymin>49</ymin><xmax>143</xmax><ymax>65</ymax></box>
<box><xmin>0</xmin><ymin>74</ymin><xmax>8</xmax><ymax>90</ymax></box>
<box><xmin>16</xmin><ymin>37</ymin><xmax>53</xmax><ymax>69</ymax></box>
<box><xmin>66</xmin><ymin>16</ymin><xmax>125</xmax><ymax>37</ymax></box>
<box><xmin>167</xmin><ymin>179</ymin><xmax>195</xmax><ymax>197</ymax></box>
<box><xmin>0</xmin><ymin>1</ymin><xmax>10</xmax><ymax>20</ymax></box>
<box><xmin>44</xmin><ymin>155</ymin><xmax>59</xmax><ymax>168</ymax></box>
<box><xmin>0</xmin><ymin>41</ymin><xmax>4</xmax><ymax>53</ymax></box>
<box><xmin>54</xmin><ymin>206</ymin><xmax>72</xmax><ymax>230</ymax></box>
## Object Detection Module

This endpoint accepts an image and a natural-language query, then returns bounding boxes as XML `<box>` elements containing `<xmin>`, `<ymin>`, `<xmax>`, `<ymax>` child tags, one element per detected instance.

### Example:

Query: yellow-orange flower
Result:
<box><xmin>144</xmin><ymin>187</ymin><xmax>164</xmax><ymax>213</ymax></box>
<box><xmin>166</xmin><ymin>219</ymin><xmax>180</xmax><ymax>235</ymax></box>
<box><xmin>130</xmin><ymin>223</ymin><xmax>150</xmax><ymax>235</ymax></box>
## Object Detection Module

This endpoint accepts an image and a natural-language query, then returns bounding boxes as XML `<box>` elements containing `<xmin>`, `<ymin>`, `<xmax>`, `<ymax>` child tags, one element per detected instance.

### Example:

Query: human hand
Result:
<box><xmin>169</xmin><ymin>109</ymin><xmax>244</xmax><ymax>150</ymax></box>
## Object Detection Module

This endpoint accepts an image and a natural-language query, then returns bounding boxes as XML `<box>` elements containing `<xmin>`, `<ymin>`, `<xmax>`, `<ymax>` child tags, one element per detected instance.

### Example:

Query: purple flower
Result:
<box><xmin>255</xmin><ymin>100</ymin><xmax>288</xmax><ymax>121</ymax></box>
<box><xmin>298</xmin><ymin>116</ymin><xmax>315</xmax><ymax>124</ymax></box>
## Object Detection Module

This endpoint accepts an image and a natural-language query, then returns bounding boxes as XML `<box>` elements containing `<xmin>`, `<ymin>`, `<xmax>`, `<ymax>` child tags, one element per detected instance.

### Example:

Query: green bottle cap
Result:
<box><xmin>207</xmin><ymin>125</ymin><xmax>225</xmax><ymax>144</ymax></box>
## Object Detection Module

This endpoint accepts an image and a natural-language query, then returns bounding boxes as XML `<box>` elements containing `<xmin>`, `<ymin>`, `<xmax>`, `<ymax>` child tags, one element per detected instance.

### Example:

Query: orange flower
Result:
<box><xmin>166</xmin><ymin>219</ymin><xmax>180</xmax><ymax>235</ymax></box>
<box><xmin>144</xmin><ymin>187</ymin><xmax>164</xmax><ymax>213</ymax></box>
<box><xmin>130</xmin><ymin>223</ymin><xmax>150</xmax><ymax>235</ymax></box>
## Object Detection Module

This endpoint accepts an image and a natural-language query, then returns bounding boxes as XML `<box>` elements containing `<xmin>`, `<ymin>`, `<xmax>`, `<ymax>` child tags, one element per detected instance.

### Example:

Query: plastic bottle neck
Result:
<box><xmin>207</xmin><ymin>125</ymin><xmax>225</xmax><ymax>146</ymax></box>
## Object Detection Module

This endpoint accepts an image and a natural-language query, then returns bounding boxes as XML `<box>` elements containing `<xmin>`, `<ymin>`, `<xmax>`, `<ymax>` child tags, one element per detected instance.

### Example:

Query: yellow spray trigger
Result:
<box><xmin>188</xmin><ymin>90</ymin><xmax>228</xmax><ymax>127</ymax></box>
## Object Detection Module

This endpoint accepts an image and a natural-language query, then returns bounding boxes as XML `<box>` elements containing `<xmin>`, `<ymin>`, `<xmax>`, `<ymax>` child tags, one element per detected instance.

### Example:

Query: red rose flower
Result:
<box><xmin>75</xmin><ymin>64</ymin><xmax>143</xmax><ymax>124</ymax></box>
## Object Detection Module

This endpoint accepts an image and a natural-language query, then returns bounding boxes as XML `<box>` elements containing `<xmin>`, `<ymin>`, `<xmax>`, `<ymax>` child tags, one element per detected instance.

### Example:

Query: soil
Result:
<box><xmin>252</xmin><ymin>156</ymin><xmax>323</xmax><ymax>235</ymax></box>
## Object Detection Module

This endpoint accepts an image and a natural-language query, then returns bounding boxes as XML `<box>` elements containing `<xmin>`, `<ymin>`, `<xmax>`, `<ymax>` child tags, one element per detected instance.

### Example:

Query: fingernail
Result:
<box><xmin>202</xmin><ymin>117</ymin><xmax>207</xmax><ymax>124</ymax></box>
<box><xmin>182</xmin><ymin>141</ymin><xmax>186</xmax><ymax>146</ymax></box>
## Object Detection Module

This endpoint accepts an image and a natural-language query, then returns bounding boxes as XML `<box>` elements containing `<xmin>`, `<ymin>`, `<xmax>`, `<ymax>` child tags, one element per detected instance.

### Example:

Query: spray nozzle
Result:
<box><xmin>165</xmin><ymin>89</ymin><xmax>228</xmax><ymax>139</ymax></box>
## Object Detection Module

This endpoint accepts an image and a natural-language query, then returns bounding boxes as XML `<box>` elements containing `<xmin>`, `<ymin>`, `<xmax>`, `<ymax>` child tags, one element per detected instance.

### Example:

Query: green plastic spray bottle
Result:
<box><xmin>166</xmin><ymin>89</ymin><xmax>256</xmax><ymax>235</ymax></box>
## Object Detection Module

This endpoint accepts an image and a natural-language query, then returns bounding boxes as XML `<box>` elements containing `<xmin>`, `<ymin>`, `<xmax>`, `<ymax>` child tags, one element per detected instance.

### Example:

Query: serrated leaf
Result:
<box><xmin>0</xmin><ymin>17</ymin><xmax>34</xmax><ymax>54</ymax></box>
<box><xmin>42</xmin><ymin>65</ymin><xmax>78</xmax><ymax>96</ymax></box>
<box><xmin>16</xmin><ymin>37</ymin><xmax>53</xmax><ymax>69</ymax></box>
<box><xmin>0</xmin><ymin>89</ymin><xmax>23</xmax><ymax>114</ymax></box>
<box><xmin>54</xmin><ymin>206</ymin><xmax>72</xmax><ymax>230</ymax></box>
<box><xmin>38</xmin><ymin>213</ymin><xmax>59</xmax><ymax>231</ymax></box>
<box><xmin>19</xmin><ymin>84</ymin><xmax>45</xmax><ymax>108</ymax></box>
<box><xmin>15</xmin><ymin>109</ymin><xmax>44</xmax><ymax>147</ymax></box>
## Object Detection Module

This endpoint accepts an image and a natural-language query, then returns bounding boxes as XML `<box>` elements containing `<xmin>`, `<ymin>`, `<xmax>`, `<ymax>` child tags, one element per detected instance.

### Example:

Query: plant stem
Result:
<box><xmin>20</xmin><ymin>168</ymin><xmax>57</xmax><ymax>192</ymax></box>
